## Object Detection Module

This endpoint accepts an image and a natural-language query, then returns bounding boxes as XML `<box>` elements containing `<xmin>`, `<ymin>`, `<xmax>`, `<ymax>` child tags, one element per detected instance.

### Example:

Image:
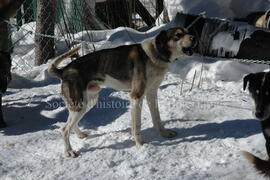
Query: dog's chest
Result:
<box><xmin>146</xmin><ymin>64</ymin><xmax>167</xmax><ymax>88</ymax></box>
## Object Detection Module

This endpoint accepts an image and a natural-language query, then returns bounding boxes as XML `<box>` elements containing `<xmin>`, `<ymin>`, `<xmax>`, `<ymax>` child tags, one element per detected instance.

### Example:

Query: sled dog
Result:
<box><xmin>48</xmin><ymin>27</ymin><xmax>196</xmax><ymax>157</ymax></box>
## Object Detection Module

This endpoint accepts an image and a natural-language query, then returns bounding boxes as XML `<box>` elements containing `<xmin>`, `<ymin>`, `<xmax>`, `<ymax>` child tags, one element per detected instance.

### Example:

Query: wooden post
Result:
<box><xmin>35</xmin><ymin>0</ymin><xmax>55</xmax><ymax>65</ymax></box>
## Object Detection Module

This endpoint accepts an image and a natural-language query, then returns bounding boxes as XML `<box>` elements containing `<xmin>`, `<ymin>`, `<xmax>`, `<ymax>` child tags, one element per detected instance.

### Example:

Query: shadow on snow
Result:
<box><xmin>1</xmin><ymin>88</ymin><xmax>129</xmax><ymax>136</ymax></box>
<box><xmin>77</xmin><ymin>118</ymin><xmax>260</xmax><ymax>152</ymax></box>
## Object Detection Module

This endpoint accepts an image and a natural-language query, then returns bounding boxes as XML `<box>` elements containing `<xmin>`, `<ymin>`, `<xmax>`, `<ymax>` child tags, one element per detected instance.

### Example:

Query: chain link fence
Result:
<box><xmin>6</xmin><ymin>0</ymin><xmax>166</xmax><ymax>75</ymax></box>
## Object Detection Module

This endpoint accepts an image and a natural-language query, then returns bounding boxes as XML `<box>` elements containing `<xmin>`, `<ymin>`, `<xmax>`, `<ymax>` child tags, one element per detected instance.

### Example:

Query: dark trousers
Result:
<box><xmin>262</xmin><ymin>120</ymin><xmax>270</xmax><ymax>158</ymax></box>
<box><xmin>0</xmin><ymin>94</ymin><xmax>6</xmax><ymax>128</ymax></box>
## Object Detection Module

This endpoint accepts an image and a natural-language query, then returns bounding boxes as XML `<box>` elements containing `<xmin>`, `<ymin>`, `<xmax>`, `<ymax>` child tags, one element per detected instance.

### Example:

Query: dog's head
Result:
<box><xmin>155</xmin><ymin>27</ymin><xmax>196</xmax><ymax>62</ymax></box>
<box><xmin>244</xmin><ymin>72</ymin><xmax>270</xmax><ymax>120</ymax></box>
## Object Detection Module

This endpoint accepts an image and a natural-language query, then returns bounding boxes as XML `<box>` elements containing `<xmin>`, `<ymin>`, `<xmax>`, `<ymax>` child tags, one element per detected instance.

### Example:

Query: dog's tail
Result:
<box><xmin>48</xmin><ymin>45</ymin><xmax>81</xmax><ymax>79</ymax></box>
<box><xmin>241</xmin><ymin>151</ymin><xmax>270</xmax><ymax>176</ymax></box>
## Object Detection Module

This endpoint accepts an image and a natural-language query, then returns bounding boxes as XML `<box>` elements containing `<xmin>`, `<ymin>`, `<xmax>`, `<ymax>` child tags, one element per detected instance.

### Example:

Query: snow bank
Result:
<box><xmin>169</xmin><ymin>56</ymin><xmax>269</xmax><ymax>84</ymax></box>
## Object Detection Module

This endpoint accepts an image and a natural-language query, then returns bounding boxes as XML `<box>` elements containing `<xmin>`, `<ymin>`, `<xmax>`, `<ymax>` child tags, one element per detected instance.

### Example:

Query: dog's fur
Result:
<box><xmin>242</xmin><ymin>72</ymin><xmax>270</xmax><ymax>177</ymax></box>
<box><xmin>48</xmin><ymin>27</ymin><xmax>196</xmax><ymax>157</ymax></box>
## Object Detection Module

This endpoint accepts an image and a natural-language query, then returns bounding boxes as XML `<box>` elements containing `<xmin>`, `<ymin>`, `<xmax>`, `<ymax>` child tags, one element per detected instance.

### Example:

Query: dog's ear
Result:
<box><xmin>156</xmin><ymin>30</ymin><xmax>168</xmax><ymax>51</ymax></box>
<box><xmin>243</xmin><ymin>73</ymin><xmax>254</xmax><ymax>90</ymax></box>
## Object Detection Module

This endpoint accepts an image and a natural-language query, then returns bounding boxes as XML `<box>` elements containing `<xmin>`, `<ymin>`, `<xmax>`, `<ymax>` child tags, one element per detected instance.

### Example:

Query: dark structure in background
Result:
<box><xmin>96</xmin><ymin>0</ymin><xmax>163</xmax><ymax>28</ymax></box>
<box><xmin>21</xmin><ymin>0</ymin><xmax>164</xmax><ymax>66</ymax></box>
<box><xmin>0</xmin><ymin>0</ymin><xmax>24</xmax><ymax>18</ymax></box>
<box><xmin>235</xmin><ymin>12</ymin><xmax>265</xmax><ymax>26</ymax></box>
<box><xmin>81</xmin><ymin>0</ymin><xmax>106</xmax><ymax>30</ymax></box>
<box><xmin>0</xmin><ymin>0</ymin><xmax>24</xmax><ymax>128</ymax></box>
<box><xmin>172</xmin><ymin>13</ymin><xmax>270</xmax><ymax>61</ymax></box>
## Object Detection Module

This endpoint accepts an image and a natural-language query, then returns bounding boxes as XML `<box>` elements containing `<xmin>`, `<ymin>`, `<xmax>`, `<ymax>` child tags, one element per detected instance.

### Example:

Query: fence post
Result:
<box><xmin>35</xmin><ymin>0</ymin><xmax>55</xmax><ymax>65</ymax></box>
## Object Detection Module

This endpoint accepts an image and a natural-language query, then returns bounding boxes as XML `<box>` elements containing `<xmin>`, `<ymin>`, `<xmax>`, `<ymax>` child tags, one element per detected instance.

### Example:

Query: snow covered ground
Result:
<box><xmin>2</xmin><ymin>1</ymin><xmax>270</xmax><ymax>179</ymax></box>
<box><xmin>1</xmin><ymin>32</ymin><xmax>270</xmax><ymax>179</ymax></box>
<box><xmin>1</xmin><ymin>56</ymin><xmax>269</xmax><ymax>180</ymax></box>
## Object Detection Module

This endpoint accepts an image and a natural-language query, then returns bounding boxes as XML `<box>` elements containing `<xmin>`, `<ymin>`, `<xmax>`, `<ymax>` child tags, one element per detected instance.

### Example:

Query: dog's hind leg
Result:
<box><xmin>146</xmin><ymin>88</ymin><xmax>177</xmax><ymax>138</ymax></box>
<box><xmin>130</xmin><ymin>97</ymin><xmax>144</xmax><ymax>147</ymax></box>
<box><xmin>62</xmin><ymin>110</ymin><xmax>87</xmax><ymax>157</ymax></box>
<box><xmin>73</xmin><ymin>92</ymin><xmax>99</xmax><ymax>139</ymax></box>
<box><xmin>73</xmin><ymin>122</ymin><xmax>88</xmax><ymax>139</ymax></box>
<box><xmin>62</xmin><ymin>91</ymin><xmax>99</xmax><ymax>157</ymax></box>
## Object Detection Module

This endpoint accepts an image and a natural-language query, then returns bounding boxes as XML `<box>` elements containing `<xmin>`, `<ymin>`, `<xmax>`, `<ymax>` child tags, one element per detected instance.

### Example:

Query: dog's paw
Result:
<box><xmin>160</xmin><ymin>129</ymin><xmax>177</xmax><ymax>138</ymax></box>
<box><xmin>65</xmin><ymin>150</ymin><xmax>79</xmax><ymax>158</ymax></box>
<box><xmin>77</xmin><ymin>131</ymin><xmax>88</xmax><ymax>139</ymax></box>
<box><xmin>135</xmin><ymin>140</ymin><xmax>145</xmax><ymax>147</ymax></box>
<box><xmin>134</xmin><ymin>135</ymin><xmax>145</xmax><ymax>147</ymax></box>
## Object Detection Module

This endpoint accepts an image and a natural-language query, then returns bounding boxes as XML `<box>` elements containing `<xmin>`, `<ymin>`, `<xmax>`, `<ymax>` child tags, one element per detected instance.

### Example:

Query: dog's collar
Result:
<box><xmin>150</xmin><ymin>43</ymin><xmax>170</xmax><ymax>63</ymax></box>
<box><xmin>155</xmin><ymin>50</ymin><xmax>170</xmax><ymax>63</ymax></box>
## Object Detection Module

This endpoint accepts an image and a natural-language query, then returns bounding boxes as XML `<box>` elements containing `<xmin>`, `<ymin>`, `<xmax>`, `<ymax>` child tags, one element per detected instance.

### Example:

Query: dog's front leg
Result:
<box><xmin>130</xmin><ymin>97</ymin><xmax>144</xmax><ymax>147</ymax></box>
<box><xmin>146</xmin><ymin>88</ymin><xmax>177</xmax><ymax>138</ymax></box>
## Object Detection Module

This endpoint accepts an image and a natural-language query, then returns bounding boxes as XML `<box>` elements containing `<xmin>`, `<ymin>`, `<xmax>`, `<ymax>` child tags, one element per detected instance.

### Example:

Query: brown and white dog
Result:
<box><xmin>48</xmin><ymin>27</ymin><xmax>196</xmax><ymax>157</ymax></box>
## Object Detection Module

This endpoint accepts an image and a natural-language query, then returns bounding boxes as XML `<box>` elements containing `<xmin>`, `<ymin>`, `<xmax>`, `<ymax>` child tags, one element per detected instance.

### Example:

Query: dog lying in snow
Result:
<box><xmin>235</xmin><ymin>11</ymin><xmax>270</xmax><ymax>28</ymax></box>
<box><xmin>242</xmin><ymin>72</ymin><xmax>270</xmax><ymax>177</ymax></box>
<box><xmin>48</xmin><ymin>27</ymin><xmax>196</xmax><ymax>157</ymax></box>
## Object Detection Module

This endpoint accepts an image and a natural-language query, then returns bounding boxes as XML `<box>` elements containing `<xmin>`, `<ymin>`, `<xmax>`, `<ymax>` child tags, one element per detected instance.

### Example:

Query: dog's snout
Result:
<box><xmin>255</xmin><ymin>111</ymin><xmax>264</xmax><ymax>119</ymax></box>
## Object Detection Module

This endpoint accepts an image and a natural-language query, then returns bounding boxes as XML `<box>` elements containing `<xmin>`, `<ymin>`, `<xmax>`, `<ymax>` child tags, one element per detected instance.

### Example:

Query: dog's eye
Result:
<box><xmin>173</xmin><ymin>33</ymin><xmax>184</xmax><ymax>41</ymax></box>
<box><xmin>176</xmin><ymin>33</ymin><xmax>184</xmax><ymax>37</ymax></box>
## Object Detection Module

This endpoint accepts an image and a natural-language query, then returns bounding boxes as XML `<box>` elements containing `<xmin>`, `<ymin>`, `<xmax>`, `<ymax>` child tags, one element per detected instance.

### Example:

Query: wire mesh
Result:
<box><xmin>5</xmin><ymin>0</ymin><xmax>164</xmax><ymax>74</ymax></box>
